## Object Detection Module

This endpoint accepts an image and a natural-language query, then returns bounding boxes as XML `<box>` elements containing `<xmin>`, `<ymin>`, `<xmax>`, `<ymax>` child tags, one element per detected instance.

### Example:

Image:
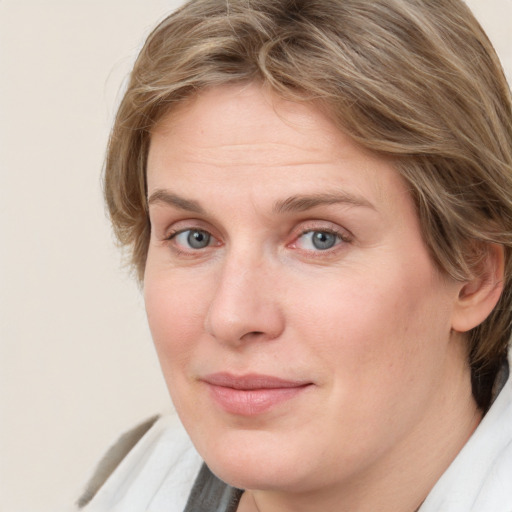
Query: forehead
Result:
<box><xmin>150</xmin><ymin>84</ymin><xmax>381</xmax><ymax>167</ymax></box>
<box><xmin>147</xmin><ymin>83</ymin><xmax>410</xmax><ymax>214</ymax></box>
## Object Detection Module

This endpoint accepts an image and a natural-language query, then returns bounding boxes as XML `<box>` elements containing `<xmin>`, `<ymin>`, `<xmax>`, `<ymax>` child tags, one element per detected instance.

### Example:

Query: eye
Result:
<box><xmin>295</xmin><ymin>230</ymin><xmax>344</xmax><ymax>251</ymax></box>
<box><xmin>172</xmin><ymin>229</ymin><xmax>214</xmax><ymax>249</ymax></box>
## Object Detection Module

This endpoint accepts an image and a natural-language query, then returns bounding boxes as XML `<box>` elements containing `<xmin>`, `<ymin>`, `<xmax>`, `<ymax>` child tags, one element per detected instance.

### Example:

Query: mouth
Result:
<box><xmin>201</xmin><ymin>373</ymin><xmax>313</xmax><ymax>416</ymax></box>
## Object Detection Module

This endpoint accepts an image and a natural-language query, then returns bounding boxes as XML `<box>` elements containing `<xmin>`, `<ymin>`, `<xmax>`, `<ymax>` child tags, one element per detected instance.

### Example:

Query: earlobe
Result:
<box><xmin>451</xmin><ymin>244</ymin><xmax>505</xmax><ymax>333</ymax></box>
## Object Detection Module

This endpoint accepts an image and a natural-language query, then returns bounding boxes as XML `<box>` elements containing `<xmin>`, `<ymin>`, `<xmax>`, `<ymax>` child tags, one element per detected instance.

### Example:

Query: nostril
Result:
<box><xmin>241</xmin><ymin>330</ymin><xmax>266</xmax><ymax>341</ymax></box>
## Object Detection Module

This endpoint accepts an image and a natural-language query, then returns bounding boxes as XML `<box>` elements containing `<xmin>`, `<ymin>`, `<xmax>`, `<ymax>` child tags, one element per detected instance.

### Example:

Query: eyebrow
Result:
<box><xmin>273</xmin><ymin>192</ymin><xmax>375</xmax><ymax>214</ymax></box>
<box><xmin>147</xmin><ymin>189</ymin><xmax>206</xmax><ymax>214</ymax></box>
<box><xmin>147</xmin><ymin>189</ymin><xmax>375</xmax><ymax>215</ymax></box>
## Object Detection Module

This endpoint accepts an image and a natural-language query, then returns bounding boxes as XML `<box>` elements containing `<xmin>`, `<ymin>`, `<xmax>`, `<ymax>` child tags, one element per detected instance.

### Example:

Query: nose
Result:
<box><xmin>204</xmin><ymin>252</ymin><xmax>285</xmax><ymax>346</ymax></box>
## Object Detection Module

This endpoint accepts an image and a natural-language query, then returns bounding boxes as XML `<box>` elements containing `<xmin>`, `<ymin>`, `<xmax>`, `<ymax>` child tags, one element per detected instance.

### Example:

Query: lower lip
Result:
<box><xmin>206</xmin><ymin>384</ymin><xmax>311</xmax><ymax>416</ymax></box>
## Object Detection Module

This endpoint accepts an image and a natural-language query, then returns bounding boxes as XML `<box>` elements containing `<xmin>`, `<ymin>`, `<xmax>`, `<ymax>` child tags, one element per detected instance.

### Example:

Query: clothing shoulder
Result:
<box><xmin>77</xmin><ymin>413</ymin><xmax>203</xmax><ymax>512</ymax></box>
<box><xmin>78</xmin><ymin>415</ymin><xmax>160</xmax><ymax>508</ymax></box>
<box><xmin>421</xmin><ymin>357</ymin><xmax>512</xmax><ymax>511</ymax></box>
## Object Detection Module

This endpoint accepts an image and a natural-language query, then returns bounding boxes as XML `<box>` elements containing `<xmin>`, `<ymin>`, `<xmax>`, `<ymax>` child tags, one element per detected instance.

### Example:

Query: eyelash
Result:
<box><xmin>163</xmin><ymin>223</ymin><xmax>352</xmax><ymax>257</ymax></box>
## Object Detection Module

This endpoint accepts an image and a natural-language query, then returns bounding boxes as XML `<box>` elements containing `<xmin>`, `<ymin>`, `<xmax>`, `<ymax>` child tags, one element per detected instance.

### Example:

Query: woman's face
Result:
<box><xmin>145</xmin><ymin>84</ymin><xmax>466</xmax><ymax>493</ymax></box>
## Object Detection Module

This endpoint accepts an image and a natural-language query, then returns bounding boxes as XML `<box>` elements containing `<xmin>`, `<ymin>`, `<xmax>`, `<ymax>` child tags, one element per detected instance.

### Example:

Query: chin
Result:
<box><xmin>192</xmin><ymin>429</ymin><xmax>317</xmax><ymax>492</ymax></box>
<box><xmin>209</xmin><ymin>456</ymin><xmax>302</xmax><ymax>492</ymax></box>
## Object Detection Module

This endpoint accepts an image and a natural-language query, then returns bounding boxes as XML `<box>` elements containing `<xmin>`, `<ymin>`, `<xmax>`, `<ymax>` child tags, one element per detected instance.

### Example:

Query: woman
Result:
<box><xmin>79</xmin><ymin>0</ymin><xmax>512</xmax><ymax>510</ymax></box>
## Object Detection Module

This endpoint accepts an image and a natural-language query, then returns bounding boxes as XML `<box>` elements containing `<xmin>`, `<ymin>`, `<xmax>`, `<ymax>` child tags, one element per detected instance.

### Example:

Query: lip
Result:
<box><xmin>201</xmin><ymin>373</ymin><xmax>313</xmax><ymax>416</ymax></box>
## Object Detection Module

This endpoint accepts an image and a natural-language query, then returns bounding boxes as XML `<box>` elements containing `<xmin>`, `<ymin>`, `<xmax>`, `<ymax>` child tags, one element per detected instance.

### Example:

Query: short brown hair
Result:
<box><xmin>104</xmin><ymin>0</ymin><xmax>512</xmax><ymax>408</ymax></box>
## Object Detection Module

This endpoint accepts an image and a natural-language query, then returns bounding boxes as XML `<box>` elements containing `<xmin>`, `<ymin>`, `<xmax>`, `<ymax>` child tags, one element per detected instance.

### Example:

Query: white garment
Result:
<box><xmin>419</xmin><ymin>362</ymin><xmax>512</xmax><ymax>512</ymax></box>
<box><xmin>79</xmin><ymin>365</ymin><xmax>512</xmax><ymax>512</ymax></box>
<box><xmin>79</xmin><ymin>413</ymin><xmax>202</xmax><ymax>512</ymax></box>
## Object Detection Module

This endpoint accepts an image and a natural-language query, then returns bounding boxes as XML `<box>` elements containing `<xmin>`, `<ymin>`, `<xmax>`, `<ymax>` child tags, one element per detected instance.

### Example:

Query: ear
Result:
<box><xmin>451</xmin><ymin>243</ymin><xmax>505</xmax><ymax>333</ymax></box>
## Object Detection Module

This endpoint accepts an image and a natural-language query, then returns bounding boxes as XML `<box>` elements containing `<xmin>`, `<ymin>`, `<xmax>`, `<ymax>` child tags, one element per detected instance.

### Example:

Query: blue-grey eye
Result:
<box><xmin>311</xmin><ymin>231</ymin><xmax>337</xmax><ymax>250</ymax></box>
<box><xmin>297</xmin><ymin>230</ymin><xmax>339</xmax><ymax>251</ymax></box>
<box><xmin>187</xmin><ymin>230</ymin><xmax>211</xmax><ymax>249</ymax></box>
<box><xmin>174</xmin><ymin>229</ymin><xmax>212</xmax><ymax>249</ymax></box>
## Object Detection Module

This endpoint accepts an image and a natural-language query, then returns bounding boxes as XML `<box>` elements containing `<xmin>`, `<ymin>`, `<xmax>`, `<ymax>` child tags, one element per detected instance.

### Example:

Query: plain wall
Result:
<box><xmin>0</xmin><ymin>1</ymin><xmax>511</xmax><ymax>511</ymax></box>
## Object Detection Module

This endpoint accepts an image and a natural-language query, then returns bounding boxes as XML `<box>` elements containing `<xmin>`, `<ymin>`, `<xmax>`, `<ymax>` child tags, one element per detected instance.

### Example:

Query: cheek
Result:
<box><xmin>144</xmin><ymin>273</ymin><xmax>210</xmax><ymax>421</ymax></box>
<box><xmin>302</xmin><ymin>262</ymin><xmax>454</xmax><ymax>385</ymax></box>
<box><xmin>144</xmin><ymin>271</ymin><xmax>208</xmax><ymax>371</ymax></box>
<box><xmin>296</xmin><ymin>272</ymin><xmax>455</xmax><ymax>454</ymax></box>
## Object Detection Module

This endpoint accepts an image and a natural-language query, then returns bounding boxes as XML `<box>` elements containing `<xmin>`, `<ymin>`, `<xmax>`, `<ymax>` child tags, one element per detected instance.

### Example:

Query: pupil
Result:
<box><xmin>188</xmin><ymin>230</ymin><xmax>210</xmax><ymax>248</ymax></box>
<box><xmin>312</xmin><ymin>231</ymin><xmax>336</xmax><ymax>250</ymax></box>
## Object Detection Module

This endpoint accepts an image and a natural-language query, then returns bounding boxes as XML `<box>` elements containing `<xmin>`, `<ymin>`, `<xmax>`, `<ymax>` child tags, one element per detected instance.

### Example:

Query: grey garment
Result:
<box><xmin>184</xmin><ymin>464</ymin><xmax>243</xmax><ymax>512</ymax></box>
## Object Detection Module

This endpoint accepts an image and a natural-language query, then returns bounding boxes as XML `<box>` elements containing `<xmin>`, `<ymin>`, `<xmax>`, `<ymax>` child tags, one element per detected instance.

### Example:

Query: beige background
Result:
<box><xmin>0</xmin><ymin>1</ymin><xmax>511</xmax><ymax>511</ymax></box>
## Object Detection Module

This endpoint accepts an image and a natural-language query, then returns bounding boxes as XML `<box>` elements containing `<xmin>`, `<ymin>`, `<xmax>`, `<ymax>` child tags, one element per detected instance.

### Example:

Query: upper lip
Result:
<box><xmin>201</xmin><ymin>373</ymin><xmax>312</xmax><ymax>390</ymax></box>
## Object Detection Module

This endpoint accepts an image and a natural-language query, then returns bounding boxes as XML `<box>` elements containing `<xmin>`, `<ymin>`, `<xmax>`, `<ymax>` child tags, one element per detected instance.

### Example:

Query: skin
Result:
<box><xmin>144</xmin><ymin>83</ymin><xmax>488</xmax><ymax>512</ymax></box>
